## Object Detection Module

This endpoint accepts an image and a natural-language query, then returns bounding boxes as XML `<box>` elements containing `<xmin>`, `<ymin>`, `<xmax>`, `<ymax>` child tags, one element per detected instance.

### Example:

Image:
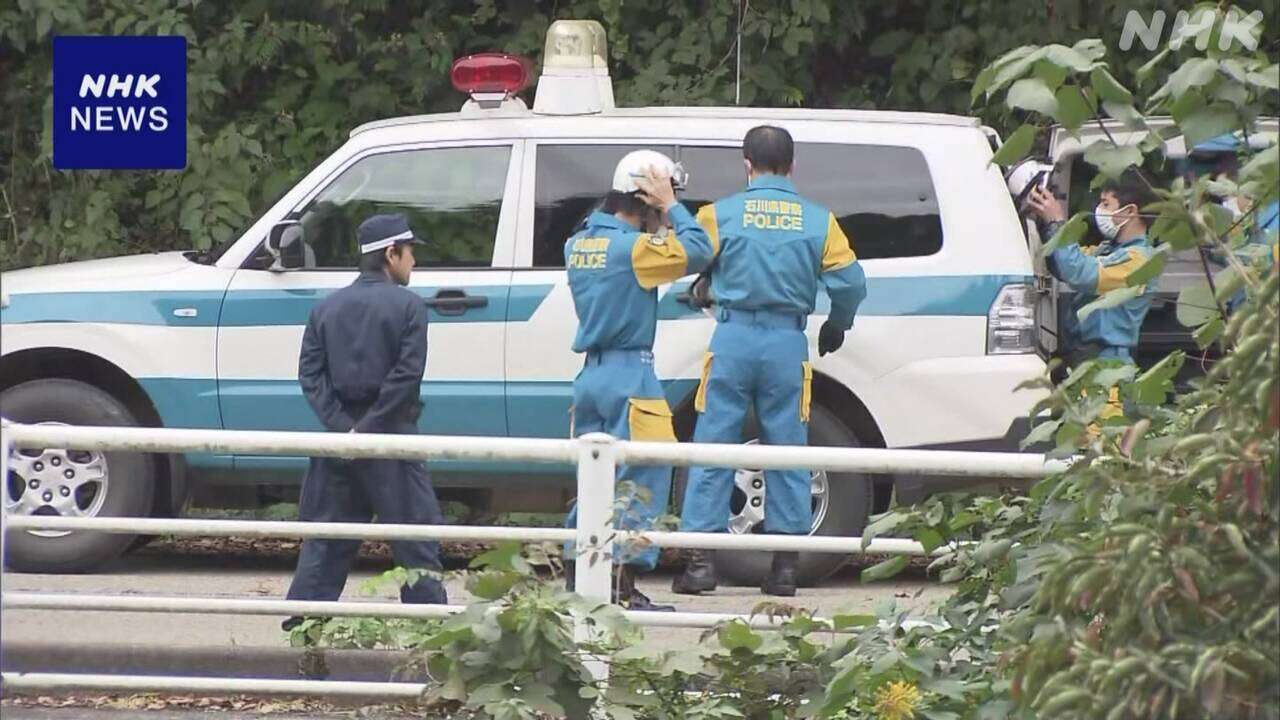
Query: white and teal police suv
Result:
<box><xmin>0</xmin><ymin>21</ymin><xmax>1046</xmax><ymax>581</ymax></box>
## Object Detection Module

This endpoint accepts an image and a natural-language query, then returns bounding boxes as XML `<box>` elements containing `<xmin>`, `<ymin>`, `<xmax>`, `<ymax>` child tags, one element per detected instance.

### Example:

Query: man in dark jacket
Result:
<box><xmin>283</xmin><ymin>214</ymin><xmax>447</xmax><ymax>627</ymax></box>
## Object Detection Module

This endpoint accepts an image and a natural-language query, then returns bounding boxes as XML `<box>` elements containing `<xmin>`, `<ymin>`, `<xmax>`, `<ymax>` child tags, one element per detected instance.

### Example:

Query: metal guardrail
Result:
<box><xmin>0</xmin><ymin>421</ymin><xmax>1063</xmax><ymax>697</ymax></box>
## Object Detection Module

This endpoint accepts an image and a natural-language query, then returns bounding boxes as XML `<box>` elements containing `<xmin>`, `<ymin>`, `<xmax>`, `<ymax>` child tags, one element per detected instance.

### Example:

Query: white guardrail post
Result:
<box><xmin>572</xmin><ymin>432</ymin><xmax>616</xmax><ymax>684</ymax></box>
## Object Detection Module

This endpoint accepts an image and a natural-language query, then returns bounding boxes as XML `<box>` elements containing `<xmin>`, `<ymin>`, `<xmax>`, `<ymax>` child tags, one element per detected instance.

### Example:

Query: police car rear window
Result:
<box><xmin>532</xmin><ymin>143</ymin><xmax>942</xmax><ymax>267</ymax></box>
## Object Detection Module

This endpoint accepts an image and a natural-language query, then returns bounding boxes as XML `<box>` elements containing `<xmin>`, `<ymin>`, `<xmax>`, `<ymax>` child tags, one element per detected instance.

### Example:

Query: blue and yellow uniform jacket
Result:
<box><xmin>1049</xmin><ymin>235</ymin><xmax>1155</xmax><ymax>358</ymax></box>
<box><xmin>694</xmin><ymin>175</ymin><xmax>866</xmax><ymax>329</ymax></box>
<box><xmin>565</xmin><ymin>204</ymin><xmax>715</xmax><ymax>353</ymax></box>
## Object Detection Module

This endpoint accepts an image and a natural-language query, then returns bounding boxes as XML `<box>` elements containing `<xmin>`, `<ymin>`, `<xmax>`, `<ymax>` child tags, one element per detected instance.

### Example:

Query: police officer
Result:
<box><xmin>283</xmin><ymin>213</ymin><xmax>447</xmax><ymax>629</ymax></box>
<box><xmin>674</xmin><ymin>126</ymin><xmax>867</xmax><ymax>597</ymax></box>
<box><xmin>563</xmin><ymin>150</ymin><xmax>714</xmax><ymax>611</ymax></box>
<box><xmin>1027</xmin><ymin>168</ymin><xmax>1158</xmax><ymax>421</ymax></box>
<box><xmin>1028</xmin><ymin>168</ymin><xmax>1158</xmax><ymax>365</ymax></box>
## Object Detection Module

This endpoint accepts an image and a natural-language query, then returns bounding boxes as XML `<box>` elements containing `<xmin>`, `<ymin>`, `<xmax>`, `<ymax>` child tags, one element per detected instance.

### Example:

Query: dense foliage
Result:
<box><xmin>3</xmin><ymin>0</ymin><xmax>1277</xmax><ymax>269</ymax></box>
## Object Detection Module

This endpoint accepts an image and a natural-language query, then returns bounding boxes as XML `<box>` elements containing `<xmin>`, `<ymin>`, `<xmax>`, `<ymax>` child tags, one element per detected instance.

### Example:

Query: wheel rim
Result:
<box><xmin>727</xmin><ymin>439</ymin><xmax>829</xmax><ymax>536</ymax></box>
<box><xmin>4</xmin><ymin>421</ymin><xmax>110</xmax><ymax>538</ymax></box>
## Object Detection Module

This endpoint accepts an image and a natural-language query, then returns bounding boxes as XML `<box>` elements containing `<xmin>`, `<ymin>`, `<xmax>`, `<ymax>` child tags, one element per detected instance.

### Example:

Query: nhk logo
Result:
<box><xmin>53</xmin><ymin>36</ymin><xmax>186</xmax><ymax>170</ymax></box>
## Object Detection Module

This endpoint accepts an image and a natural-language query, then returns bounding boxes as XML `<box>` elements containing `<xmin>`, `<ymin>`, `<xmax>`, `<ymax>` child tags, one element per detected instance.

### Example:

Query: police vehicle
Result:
<box><xmin>0</xmin><ymin>21</ymin><xmax>1047</xmax><ymax>582</ymax></box>
<box><xmin>1012</xmin><ymin>118</ymin><xmax>1279</xmax><ymax>380</ymax></box>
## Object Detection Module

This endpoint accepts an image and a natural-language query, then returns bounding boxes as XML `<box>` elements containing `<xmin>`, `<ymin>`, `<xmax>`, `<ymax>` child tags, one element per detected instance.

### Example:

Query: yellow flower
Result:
<box><xmin>873</xmin><ymin>680</ymin><xmax>922</xmax><ymax>720</ymax></box>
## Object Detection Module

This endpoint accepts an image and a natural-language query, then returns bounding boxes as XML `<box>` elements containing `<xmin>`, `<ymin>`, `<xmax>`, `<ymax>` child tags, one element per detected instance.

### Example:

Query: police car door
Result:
<box><xmin>217</xmin><ymin>141</ymin><xmax>520</xmax><ymax>473</ymax></box>
<box><xmin>507</xmin><ymin>141</ymin><xmax>707</xmax><ymax>439</ymax></box>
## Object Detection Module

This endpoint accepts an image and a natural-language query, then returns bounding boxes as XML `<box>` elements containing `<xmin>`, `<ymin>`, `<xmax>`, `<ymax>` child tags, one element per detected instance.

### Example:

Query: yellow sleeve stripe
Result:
<box><xmin>632</xmin><ymin>234</ymin><xmax>690</xmax><ymax>290</ymax></box>
<box><xmin>1096</xmin><ymin>248</ymin><xmax>1147</xmax><ymax>293</ymax></box>
<box><xmin>696</xmin><ymin>203</ymin><xmax>720</xmax><ymax>256</ymax></box>
<box><xmin>821</xmin><ymin>213</ymin><xmax>856</xmax><ymax>271</ymax></box>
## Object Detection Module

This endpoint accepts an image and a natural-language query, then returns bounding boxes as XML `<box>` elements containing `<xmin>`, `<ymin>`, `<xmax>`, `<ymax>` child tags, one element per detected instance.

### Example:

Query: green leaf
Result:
<box><xmin>717</xmin><ymin>621</ymin><xmax>763</xmax><ymax>652</ymax></box>
<box><xmin>971</xmin><ymin>65</ymin><xmax>997</xmax><ymax>103</ymax></box>
<box><xmin>1034</xmin><ymin>59</ymin><xmax>1070</xmax><ymax>91</ymax></box>
<box><xmin>1246</xmin><ymin>65</ymin><xmax>1279</xmax><ymax>91</ymax></box>
<box><xmin>1007</xmin><ymin>77</ymin><xmax>1058</xmax><ymax>116</ymax></box>
<box><xmin>1102</xmin><ymin>101</ymin><xmax>1145</xmax><ymax>129</ymax></box>
<box><xmin>862</xmin><ymin>511</ymin><xmax>910</xmax><ymax>550</ymax></box>
<box><xmin>1020</xmin><ymin>418</ymin><xmax>1062</xmax><ymax>449</ymax></box>
<box><xmin>1240</xmin><ymin>145</ymin><xmax>1279</xmax><ymax>183</ymax></box>
<box><xmin>1132</xmin><ymin>351</ymin><xmax>1184</xmax><ymax>405</ymax></box>
<box><xmin>1078</xmin><ymin>285</ymin><xmax>1144</xmax><ymax>321</ymax></box>
<box><xmin>1040</xmin><ymin>44</ymin><xmax>1097</xmax><ymax>73</ymax></box>
<box><xmin>990</xmin><ymin>123</ymin><xmax>1036</xmax><ymax>166</ymax></box>
<box><xmin>1212</xmin><ymin>267</ymin><xmax>1244</xmax><ymax>304</ymax></box>
<box><xmin>1136</xmin><ymin>48</ymin><xmax>1172</xmax><ymax>87</ymax></box>
<box><xmin>1181</xmin><ymin>104</ymin><xmax>1240</xmax><ymax>149</ymax></box>
<box><xmin>1083</xmin><ymin>142</ymin><xmax>1142</xmax><ymax>180</ymax></box>
<box><xmin>1126</xmin><ymin>247</ymin><xmax>1167</xmax><ymax>287</ymax></box>
<box><xmin>988</xmin><ymin>47</ymin><xmax>1046</xmax><ymax>95</ymax></box>
<box><xmin>1157</xmin><ymin>58</ymin><xmax>1219</xmax><ymax>101</ymax></box>
<box><xmin>1176</xmin><ymin>282</ymin><xmax>1220</xmax><ymax>327</ymax></box>
<box><xmin>1150</xmin><ymin>215</ymin><xmax>1197</xmax><ymax>250</ymax></box>
<box><xmin>470</xmin><ymin>541</ymin><xmax>525</xmax><ymax>571</ymax></box>
<box><xmin>1090</xmin><ymin>68</ymin><xmax>1133</xmax><ymax>104</ymax></box>
<box><xmin>1071</xmin><ymin>38</ymin><xmax>1106</xmax><ymax>62</ymax></box>
<box><xmin>1053</xmin><ymin>86</ymin><xmax>1093</xmax><ymax>130</ymax></box>
<box><xmin>1170</xmin><ymin>88</ymin><xmax>1207</xmax><ymax>124</ymax></box>
<box><xmin>861</xmin><ymin>556</ymin><xmax>910</xmax><ymax>582</ymax></box>
<box><xmin>832</xmin><ymin>613</ymin><xmax>877</xmax><ymax>630</ymax></box>
<box><xmin>466</xmin><ymin>570</ymin><xmax>518</xmax><ymax>600</ymax></box>
<box><xmin>1094</xmin><ymin>365</ymin><xmax>1137</xmax><ymax>391</ymax></box>
<box><xmin>973</xmin><ymin>538</ymin><xmax>1015</xmax><ymax>564</ymax></box>
<box><xmin>1193</xmin><ymin>317</ymin><xmax>1224</xmax><ymax>349</ymax></box>
<box><xmin>914</xmin><ymin>527</ymin><xmax>944</xmax><ymax>554</ymax></box>
<box><xmin>1039</xmin><ymin>212</ymin><xmax>1089</xmax><ymax>257</ymax></box>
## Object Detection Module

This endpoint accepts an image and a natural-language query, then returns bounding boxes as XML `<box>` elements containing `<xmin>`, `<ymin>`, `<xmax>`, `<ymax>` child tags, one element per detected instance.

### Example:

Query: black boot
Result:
<box><xmin>617</xmin><ymin>565</ymin><xmax>675</xmax><ymax>612</ymax></box>
<box><xmin>671</xmin><ymin>549</ymin><xmax>717</xmax><ymax>595</ymax></box>
<box><xmin>761</xmin><ymin>551</ymin><xmax>798</xmax><ymax>596</ymax></box>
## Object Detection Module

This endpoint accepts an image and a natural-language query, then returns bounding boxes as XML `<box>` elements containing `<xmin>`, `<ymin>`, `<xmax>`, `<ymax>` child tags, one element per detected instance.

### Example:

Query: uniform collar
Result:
<box><xmin>746</xmin><ymin>174</ymin><xmax>798</xmax><ymax>194</ymax></box>
<box><xmin>1104</xmin><ymin>234</ymin><xmax>1149</xmax><ymax>253</ymax></box>
<box><xmin>587</xmin><ymin>210</ymin><xmax>639</xmax><ymax>232</ymax></box>
<box><xmin>357</xmin><ymin>269</ymin><xmax>393</xmax><ymax>284</ymax></box>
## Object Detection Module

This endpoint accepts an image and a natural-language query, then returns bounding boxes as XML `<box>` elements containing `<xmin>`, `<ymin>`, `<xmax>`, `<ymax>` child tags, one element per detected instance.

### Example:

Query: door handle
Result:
<box><xmin>423</xmin><ymin>289</ymin><xmax>488</xmax><ymax>316</ymax></box>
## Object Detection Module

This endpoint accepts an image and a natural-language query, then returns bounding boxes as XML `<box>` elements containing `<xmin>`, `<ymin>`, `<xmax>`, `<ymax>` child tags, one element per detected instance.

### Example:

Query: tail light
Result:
<box><xmin>988</xmin><ymin>284</ymin><xmax>1036</xmax><ymax>354</ymax></box>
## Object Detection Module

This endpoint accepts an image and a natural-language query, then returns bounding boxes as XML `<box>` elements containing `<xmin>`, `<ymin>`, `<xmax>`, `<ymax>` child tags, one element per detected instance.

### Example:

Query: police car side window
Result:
<box><xmin>262</xmin><ymin>145</ymin><xmax>511</xmax><ymax>270</ymax></box>
<box><xmin>677</xmin><ymin>144</ymin><xmax>943</xmax><ymax>259</ymax></box>
<box><xmin>533</xmin><ymin>145</ymin><xmax>675</xmax><ymax>268</ymax></box>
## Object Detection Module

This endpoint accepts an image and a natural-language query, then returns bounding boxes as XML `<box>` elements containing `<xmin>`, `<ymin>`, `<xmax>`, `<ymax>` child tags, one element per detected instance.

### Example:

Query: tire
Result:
<box><xmin>674</xmin><ymin>402</ymin><xmax>873</xmax><ymax>587</ymax></box>
<box><xmin>1</xmin><ymin>379</ymin><xmax>156</xmax><ymax>573</ymax></box>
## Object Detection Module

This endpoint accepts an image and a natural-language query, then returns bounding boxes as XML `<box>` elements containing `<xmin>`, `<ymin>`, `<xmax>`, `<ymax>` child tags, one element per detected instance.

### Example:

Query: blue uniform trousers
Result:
<box><xmin>680</xmin><ymin>310</ymin><xmax>812</xmax><ymax>535</ymax></box>
<box><xmin>564</xmin><ymin>349</ymin><xmax>675</xmax><ymax>571</ymax></box>
<box><xmin>287</xmin><ymin>458</ymin><xmax>448</xmax><ymax>604</ymax></box>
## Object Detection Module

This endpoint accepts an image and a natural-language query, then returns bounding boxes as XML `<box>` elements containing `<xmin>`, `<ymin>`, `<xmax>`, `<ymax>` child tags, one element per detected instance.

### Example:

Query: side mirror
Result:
<box><xmin>267</xmin><ymin>221</ymin><xmax>307</xmax><ymax>271</ymax></box>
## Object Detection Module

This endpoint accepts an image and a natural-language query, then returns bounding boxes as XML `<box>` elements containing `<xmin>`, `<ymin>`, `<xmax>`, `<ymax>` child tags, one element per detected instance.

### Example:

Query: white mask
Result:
<box><xmin>1094</xmin><ymin>202</ymin><xmax>1133</xmax><ymax>240</ymax></box>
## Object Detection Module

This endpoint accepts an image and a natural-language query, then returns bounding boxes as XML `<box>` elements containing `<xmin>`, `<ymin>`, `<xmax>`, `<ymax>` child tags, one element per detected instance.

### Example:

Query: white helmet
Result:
<box><xmin>1005</xmin><ymin>159</ymin><xmax>1054</xmax><ymax>212</ymax></box>
<box><xmin>611</xmin><ymin>149</ymin><xmax>688</xmax><ymax>193</ymax></box>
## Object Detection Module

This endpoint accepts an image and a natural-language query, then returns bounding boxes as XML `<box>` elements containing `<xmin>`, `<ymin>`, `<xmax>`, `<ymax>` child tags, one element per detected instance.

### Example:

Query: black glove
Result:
<box><xmin>689</xmin><ymin>273</ymin><xmax>714</xmax><ymax>309</ymax></box>
<box><xmin>818</xmin><ymin>320</ymin><xmax>845</xmax><ymax>357</ymax></box>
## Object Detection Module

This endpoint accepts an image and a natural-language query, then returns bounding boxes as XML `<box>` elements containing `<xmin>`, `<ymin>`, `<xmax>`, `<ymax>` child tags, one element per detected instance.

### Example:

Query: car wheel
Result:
<box><xmin>2</xmin><ymin>379</ymin><xmax>156</xmax><ymax>573</ymax></box>
<box><xmin>674</xmin><ymin>402</ymin><xmax>874</xmax><ymax>587</ymax></box>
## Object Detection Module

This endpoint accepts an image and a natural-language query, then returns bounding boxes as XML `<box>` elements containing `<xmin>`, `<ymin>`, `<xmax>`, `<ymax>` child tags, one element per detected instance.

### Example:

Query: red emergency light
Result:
<box><xmin>450</xmin><ymin>53</ymin><xmax>533</xmax><ymax>96</ymax></box>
